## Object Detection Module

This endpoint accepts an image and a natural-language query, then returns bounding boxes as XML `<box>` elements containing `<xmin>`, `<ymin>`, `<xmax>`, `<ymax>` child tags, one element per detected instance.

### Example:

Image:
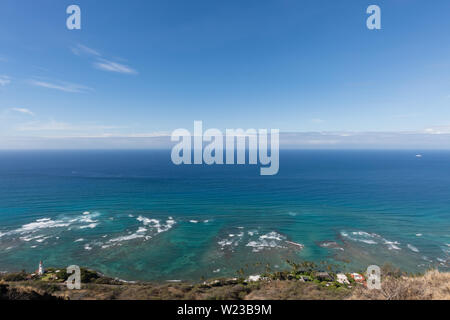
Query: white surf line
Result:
<box><xmin>285</xmin><ymin>240</ymin><xmax>304</xmax><ymax>249</ymax></box>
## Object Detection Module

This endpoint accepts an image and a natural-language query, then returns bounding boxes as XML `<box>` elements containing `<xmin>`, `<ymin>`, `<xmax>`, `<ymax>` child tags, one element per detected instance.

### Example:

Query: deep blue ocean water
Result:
<box><xmin>0</xmin><ymin>150</ymin><xmax>449</xmax><ymax>281</ymax></box>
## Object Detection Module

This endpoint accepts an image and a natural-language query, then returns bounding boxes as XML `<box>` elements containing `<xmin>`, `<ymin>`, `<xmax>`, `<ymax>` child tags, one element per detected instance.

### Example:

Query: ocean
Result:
<box><xmin>0</xmin><ymin>150</ymin><xmax>449</xmax><ymax>281</ymax></box>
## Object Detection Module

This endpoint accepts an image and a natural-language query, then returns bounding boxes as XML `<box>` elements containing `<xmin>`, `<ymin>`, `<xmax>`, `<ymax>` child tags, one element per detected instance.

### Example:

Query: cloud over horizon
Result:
<box><xmin>1</xmin><ymin>131</ymin><xmax>450</xmax><ymax>150</ymax></box>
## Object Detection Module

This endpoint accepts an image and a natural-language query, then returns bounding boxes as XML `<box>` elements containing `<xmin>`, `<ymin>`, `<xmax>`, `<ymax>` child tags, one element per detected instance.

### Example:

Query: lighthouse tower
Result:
<box><xmin>38</xmin><ymin>261</ymin><xmax>44</xmax><ymax>275</ymax></box>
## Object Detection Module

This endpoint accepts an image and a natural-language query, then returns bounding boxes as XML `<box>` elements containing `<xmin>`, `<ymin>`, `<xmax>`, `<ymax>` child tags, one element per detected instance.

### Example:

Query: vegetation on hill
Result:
<box><xmin>1</xmin><ymin>261</ymin><xmax>448</xmax><ymax>300</ymax></box>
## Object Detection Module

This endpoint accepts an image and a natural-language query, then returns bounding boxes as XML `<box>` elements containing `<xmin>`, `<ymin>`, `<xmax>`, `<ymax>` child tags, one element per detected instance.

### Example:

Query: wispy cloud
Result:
<box><xmin>310</xmin><ymin>118</ymin><xmax>325</xmax><ymax>124</ymax></box>
<box><xmin>71</xmin><ymin>43</ymin><xmax>138</xmax><ymax>75</ymax></box>
<box><xmin>391</xmin><ymin>113</ymin><xmax>419</xmax><ymax>119</ymax></box>
<box><xmin>29</xmin><ymin>79</ymin><xmax>92</xmax><ymax>93</ymax></box>
<box><xmin>0</xmin><ymin>75</ymin><xmax>11</xmax><ymax>86</ymax></box>
<box><xmin>16</xmin><ymin>120</ymin><xmax>124</xmax><ymax>133</ymax></box>
<box><xmin>11</xmin><ymin>108</ymin><xmax>35</xmax><ymax>116</ymax></box>
<box><xmin>16</xmin><ymin>120</ymin><xmax>75</xmax><ymax>132</ymax></box>
<box><xmin>41</xmin><ymin>132</ymin><xmax>171</xmax><ymax>139</ymax></box>
<box><xmin>93</xmin><ymin>58</ymin><xmax>138</xmax><ymax>75</ymax></box>
<box><xmin>71</xmin><ymin>44</ymin><xmax>101</xmax><ymax>57</ymax></box>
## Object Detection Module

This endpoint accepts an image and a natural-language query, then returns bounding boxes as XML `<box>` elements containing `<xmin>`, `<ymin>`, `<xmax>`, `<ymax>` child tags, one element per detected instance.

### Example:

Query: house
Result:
<box><xmin>246</xmin><ymin>275</ymin><xmax>261</xmax><ymax>282</ymax></box>
<box><xmin>316</xmin><ymin>272</ymin><xmax>333</xmax><ymax>282</ymax></box>
<box><xmin>350</xmin><ymin>273</ymin><xmax>365</xmax><ymax>283</ymax></box>
<box><xmin>336</xmin><ymin>273</ymin><xmax>350</xmax><ymax>285</ymax></box>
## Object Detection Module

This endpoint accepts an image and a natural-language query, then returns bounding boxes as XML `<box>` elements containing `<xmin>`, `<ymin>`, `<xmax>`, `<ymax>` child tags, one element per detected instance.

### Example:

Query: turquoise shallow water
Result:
<box><xmin>0</xmin><ymin>150</ymin><xmax>449</xmax><ymax>281</ymax></box>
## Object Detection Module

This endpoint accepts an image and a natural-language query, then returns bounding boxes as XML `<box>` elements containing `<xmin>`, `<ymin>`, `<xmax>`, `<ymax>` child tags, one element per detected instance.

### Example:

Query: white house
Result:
<box><xmin>337</xmin><ymin>273</ymin><xmax>350</xmax><ymax>285</ymax></box>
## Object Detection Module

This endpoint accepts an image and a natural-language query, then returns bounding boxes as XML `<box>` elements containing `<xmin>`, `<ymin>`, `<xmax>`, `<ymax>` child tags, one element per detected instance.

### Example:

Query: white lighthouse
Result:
<box><xmin>38</xmin><ymin>261</ymin><xmax>44</xmax><ymax>275</ymax></box>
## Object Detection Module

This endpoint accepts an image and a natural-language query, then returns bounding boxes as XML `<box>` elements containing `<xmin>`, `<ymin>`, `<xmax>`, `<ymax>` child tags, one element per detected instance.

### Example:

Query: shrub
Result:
<box><xmin>80</xmin><ymin>268</ymin><xmax>100</xmax><ymax>283</ymax></box>
<box><xmin>1</xmin><ymin>271</ymin><xmax>28</xmax><ymax>282</ymax></box>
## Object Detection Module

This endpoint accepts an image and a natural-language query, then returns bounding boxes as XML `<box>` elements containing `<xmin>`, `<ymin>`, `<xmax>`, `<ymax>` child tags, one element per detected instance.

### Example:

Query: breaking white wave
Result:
<box><xmin>35</xmin><ymin>236</ymin><xmax>51</xmax><ymax>243</ymax></box>
<box><xmin>384</xmin><ymin>240</ymin><xmax>401</xmax><ymax>250</ymax></box>
<box><xmin>246</xmin><ymin>232</ymin><xmax>287</xmax><ymax>253</ymax></box>
<box><xmin>71</xmin><ymin>216</ymin><xmax>176</xmax><ymax>250</ymax></box>
<box><xmin>218</xmin><ymin>233</ymin><xmax>244</xmax><ymax>250</ymax></box>
<box><xmin>407</xmin><ymin>244</ymin><xmax>419</xmax><ymax>253</ymax></box>
<box><xmin>16</xmin><ymin>218</ymin><xmax>71</xmax><ymax>233</ymax></box>
<box><xmin>341</xmin><ymin>230</ymin><xmax>401</xmax><ymax>250</ymax></box>
<box><xmin>340</xmin><ymin>231</ymin><xmax>378</xmax><ymax>244</ymax></box>
<box><xmin>5</xmin><ymin>212</ymin><xmax>102</xmax><ymax>239</ymax></box>
<box><xmin>0</xmin><ymin>212</ymin><xmax>108</xmax><ymax>251</ymax></box>
<box><xmin>443</xmin><ymin>245</ymin><xmax>450</xmax><ymax>255</ymax></box>
<box><xmin>107</xmin><ymin>224</ymin><xmax>154</xmax><ymax>245</ymax></box>
<box><xmin>189</xmin><ymin>220</ymin><xmax>199</xmax><ymax>224</ymax></box>
<box><xmin>229</xmin><ymin>232</ymin><xmax>244</xmax><ymax>238</ymax></box>
<box><xmin>217</xmin><ymin>239</ymin><xmax>235</xmax><ymax>248</ymax></box>
<box><xmin>320</xmin><ymin>241</ymin><xmax>338</xmax><ymax>247</ymax></box>
<box><xmin>77</xmin><ymin>213</ymin><xmax>100</xmax><ymax>229</ymax></box>
<box><xmin>285</xmin><ymin>240</ymin><xmax>304</xmax><ymax>249</ymax></box>
<box><xmin>109</xmin><ymin>225</ymin><xmax>152</xmax><ymax>243</ymax></box>
<box><xmin>20</xmin><ymin>234</ymin><xmax>46</xmax><ymax>242</ymax></box>
<box><xmin>137</xmin><ymin>216</ymin><xmax>176</xmax><ymax>233</ymax></box>
<box><xmin>318</xmin><ymin>241</ymin><xmax>344</xmax><ymax>251</ymax></box>
<box><xmin>79</xmin><ymin>223</ymin><xmax>98</xmax><ymax>229</ymax></box>
<box><xmin>217</xmin><ymin>228</ymin><xmax>293</xmax><ymax>253</ymax></box>
<box><xmin>109</xmin><ymin>233</ymin><xmax>146</xmax><ymax>243</ymax></box>
<box><xmin>260</xmin><ymin>232</ymin><xmax>284</xmax><ymax>241</ymax></box>
<box><xmin>247</xmin><ymin>230</ymin><xmax>258</xmax><ymax>237</ymax></box>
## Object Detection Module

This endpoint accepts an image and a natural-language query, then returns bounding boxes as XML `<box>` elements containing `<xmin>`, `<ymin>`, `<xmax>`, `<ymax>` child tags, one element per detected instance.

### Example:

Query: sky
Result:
<box><xmin>0</xmin><ymin>0</ymin><xmax>450</xmax><ymax>148</ymax></box>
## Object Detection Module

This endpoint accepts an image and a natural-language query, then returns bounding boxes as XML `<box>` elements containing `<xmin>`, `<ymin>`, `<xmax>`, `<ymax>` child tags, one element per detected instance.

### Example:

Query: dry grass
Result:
<box><xmin>244</xmin><ymin>280</ymin><xmax>350</xmax><ymax>300</ymax></box>
<box><xmin>350</xmin><ymin>270</ymin><xmax>450</xmax><ymax>300</ymax></box>
<box><xmin>0</xmin><ymin>283</ymin><xmax>62</xmax><ymax>300</ymax></box>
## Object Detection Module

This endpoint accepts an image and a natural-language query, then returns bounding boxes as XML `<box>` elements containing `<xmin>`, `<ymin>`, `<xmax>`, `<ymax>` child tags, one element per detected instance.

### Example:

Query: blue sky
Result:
<box><xmin>1</xmin><ymin>0</ymin><xmax>450</xmax><ymax>148</ymax></box>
